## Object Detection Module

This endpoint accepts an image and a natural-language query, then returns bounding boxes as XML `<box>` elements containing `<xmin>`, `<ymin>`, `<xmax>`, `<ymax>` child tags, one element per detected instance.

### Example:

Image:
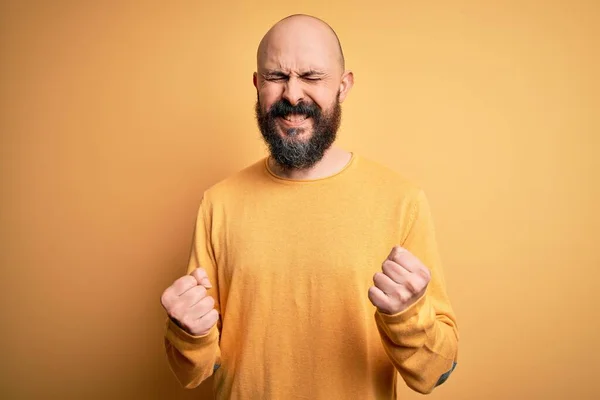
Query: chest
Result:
<box><xmin>211</xmin><ymin>195</ymin><xmax>403</xmax><ymax>293</ymax></box>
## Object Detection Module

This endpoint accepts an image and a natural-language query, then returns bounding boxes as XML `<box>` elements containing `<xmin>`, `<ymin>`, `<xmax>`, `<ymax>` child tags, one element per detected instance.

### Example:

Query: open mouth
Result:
<box><xmin>278</xmin><ymin>114</ymin><xmax>309</xmax><ymax>127</ymax></box>
<box><xmin>283</xmin><ymin>114</ymin><xmax>308</xmax><ymax>123</ymax></box>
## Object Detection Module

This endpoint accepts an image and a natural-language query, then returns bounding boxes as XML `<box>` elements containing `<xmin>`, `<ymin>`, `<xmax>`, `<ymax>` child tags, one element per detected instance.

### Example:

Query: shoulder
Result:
<box><xmin>354</xmin><ymin>154</ymin><xmax>424</xmax><ymax>199</ymax></box>
<box><xmin>202</xmin><ymin>157</ymin><xmax>267</xmax><ymax>204</ymax></box>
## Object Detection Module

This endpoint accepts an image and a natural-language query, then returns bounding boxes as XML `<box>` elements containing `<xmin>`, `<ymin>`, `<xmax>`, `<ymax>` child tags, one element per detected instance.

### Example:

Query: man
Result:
<box><xmin>161</xmin><ymin>14</ymin><xmax>458</xmax><ymax>399</ymax></box>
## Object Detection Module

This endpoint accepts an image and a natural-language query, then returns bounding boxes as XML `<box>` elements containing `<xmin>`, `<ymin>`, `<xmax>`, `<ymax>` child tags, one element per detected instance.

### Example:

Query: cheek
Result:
<box><xmin>259</xmin><ymin>84</ymin><xmax>282</xmax><ymax>110</ymax></box>
<box><xmin>259</xmin><ymin>99</ymin><xmax>273</xmax><ymax>114</ymax></box>
<box><xmin>308</xmin><ymin>86</ymin><xmax>338</xmax><ymax>110</ymax></box>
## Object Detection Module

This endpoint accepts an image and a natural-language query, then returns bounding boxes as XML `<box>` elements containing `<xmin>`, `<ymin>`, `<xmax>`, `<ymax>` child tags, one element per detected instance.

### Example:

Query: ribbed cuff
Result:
<box><xmin>374</xmin><ymin>292</ymin><xmax>437</xmax><ymax>346</ymax></box>
<box><xmin>165</xmin><ymin>318</ymin><xmax>218</xmax><ymax>350</ymax></box>
<box><xmin>376</xmin><ymin>291</ymin><xmax>428</xmax><ymax>324</ymax></box>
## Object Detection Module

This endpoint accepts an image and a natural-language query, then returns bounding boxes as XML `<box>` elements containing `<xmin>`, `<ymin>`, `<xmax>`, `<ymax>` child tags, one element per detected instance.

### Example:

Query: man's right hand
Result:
<box><xmin>161</xmin><ymin>268</ymin><xmax>219</xmax><ymax>336</ymax></box>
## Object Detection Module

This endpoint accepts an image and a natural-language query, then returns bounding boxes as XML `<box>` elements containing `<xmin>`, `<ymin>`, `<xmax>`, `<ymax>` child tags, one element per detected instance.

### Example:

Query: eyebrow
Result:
<box><xmin>262</xmin><ymin>69</ymin><xmax>327</xmax><ymax>78</ymax></box>
<box><xmin>299</xmin><ymin>70</ymin><xmax>326</xmax><ymax>78</ymax></box>
<box><xmin>263</xmin><ymin>70</ymin><xmax>288</xmax><ymax>78</ymax></box>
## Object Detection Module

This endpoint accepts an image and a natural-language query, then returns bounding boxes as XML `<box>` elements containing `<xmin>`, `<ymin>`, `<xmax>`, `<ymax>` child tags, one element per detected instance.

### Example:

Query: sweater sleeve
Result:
<box><xmin>164</xmin><ymin>197</ymin><xmax>222</xmax><ymax>389</ymax></box>
<box><xmin>375</xmin><ymin>189</ymin><xmax>459</xmax><ymax>394</ymax></box>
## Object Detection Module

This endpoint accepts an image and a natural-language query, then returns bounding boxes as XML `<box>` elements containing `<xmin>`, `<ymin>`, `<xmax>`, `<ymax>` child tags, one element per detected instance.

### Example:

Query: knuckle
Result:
<box><xmin>179</xmin><ymin>315</ymin><xmax>197</xmax><ymax>332</ymax></box>
<box><xmin>192</xmin><ymin>267</ymin><xmax>207</xmax><ymax>279</ymax></box>
<box><xmin>179</xmin><ymin>313</ymin><xmax>190</xmax><ymax>326</ymax></box>
<box><xmin>169</xmin><ymin>303</ymin><xmax>185</xmax><ymax>320</ymax></box>
<box><xmin>413</xmin><ymin>274</ymin><xmax>427</xmax><ymax>289</ymax></box>
<box><xmin>393</xmin><ymin>287</ymin><xmax>404</xmax><ymax>299</ymax></box>
<box><xmin>193</xmin><ymin>295</ymin><xmax>213</xmax><ymax>312</ymax></box>
<box><xmin>382</xmin><ymin>260</ymin><xmax>395</xmax><ymax>275</ymax></box>
<box><xmin>381</xmin><ymin>260</ymin><xmax>390</xmax><ymax>272</ymax></box>
<box><xmin>181</xmin><ymin>313</ymin><xmax>196</xmax><ymax>328</ymax></box>
<box><xmin>371</xmin><ymin>295</ymin><xmax>386</xmax><ymax>310</ymax></box>
<box><xmin>399</xmin><ymin>292</ymin><xmax>411</xmax><ymax>303</ymax></box>
<box><xmin>373</xmin><ymin>273</ymin><xmax>386</xmax><ymax>287</ymax></box>
<box><xmin>196</xmin><ymin>285</ymin><xmax>207</xmax><ymax>298</ymax></box>
<box><xmin>388</xmin><ymin>248</ymin><xmax>398</xmax><ymax>261</ymax></box>
<box><xmin>197</xmin><ymin>313</ymin><xmax>215</xmax><ymax>332</ymax></box>
<box><xmin>160</xmin><ymin>290</ymin><xmax>171</xmax><ymax>308</ymax></box>
<box><xmin>172</xmin><ymin>277</ymin><xmax>189</xmax><ymax>294</ymax></box>
<box><xmin>177</xmin><ymin>275</ymin><xmax>192</xmax><ymax>287</ymax></box>
<box><xmin>368</xmin><ymin>286</ymin><xmax>378</xmax><ymax>299</ymax></box>
<box><xmin>210</xmin><ymin>309</ymin><xmax>220</xmax><ymax>323</ymax></box>
<box><xmin>391</xmin><ymin>285</ymin><xmax>406</xmax><ymax>300</ymax></box>
<box><xmin>206</xmin><ymin>295</ymin><xmax>215</xmax><ymax>309</ymax></box>
<box><xmin>391</xmin><ymin>245</ymin><xmax>404</xmax><ymax>257</ymax></box>
<box><xmin>190</xmin><ymin>270</ymin><xmax>200</xmax><ymax>282</ymax></box>
<box><xmin>395</xmin><ymin>246</ymin><xmax>412</xmax><ymax>259</ymax></box>
<box><xmin>406</xmin><ymin>277</ymin><xmax>421</xmax><ymax>293</ymax></box>
<box><xmin>172</xmin><ymin>276</ymin><xmax>183</xmax><ymax>287</ymax></box>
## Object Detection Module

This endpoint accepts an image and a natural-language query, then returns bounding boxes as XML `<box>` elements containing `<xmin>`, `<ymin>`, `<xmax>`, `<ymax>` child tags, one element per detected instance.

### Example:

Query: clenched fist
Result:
<box><xmin>368</xmin><ymin>246</ymin><xmax>431</xmax><ymax>315</ymax></box>
<box><xmin>161</xmin><ymin>268</ymin><xmax>219</xmax><ymax>336</ymax></box>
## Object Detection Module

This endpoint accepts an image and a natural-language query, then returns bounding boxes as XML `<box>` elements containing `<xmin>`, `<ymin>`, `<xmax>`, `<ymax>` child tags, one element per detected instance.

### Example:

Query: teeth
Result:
<box><xmin>283</xmin><ymin>115</ymin><xmax>307</xmax><ymax>122</ymax></box>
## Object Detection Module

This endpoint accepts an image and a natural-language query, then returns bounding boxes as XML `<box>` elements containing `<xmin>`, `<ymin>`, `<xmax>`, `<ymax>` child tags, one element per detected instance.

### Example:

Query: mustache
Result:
<box><xmin>268</xmin><ymin>99</ymin><xmax>320</xmax><ymax>119</ymax></box>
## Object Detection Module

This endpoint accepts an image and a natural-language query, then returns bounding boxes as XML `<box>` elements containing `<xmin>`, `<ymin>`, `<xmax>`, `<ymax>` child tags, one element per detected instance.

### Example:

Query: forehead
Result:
<box><xmin>258</xmin><ymin>25</ymin><xmax>339</xmax><ymax>73</ymax></box>
<box><xmin>261</xmin><ymin>44</ymin><xmax>331</xmax><ymax>72</ymax></box>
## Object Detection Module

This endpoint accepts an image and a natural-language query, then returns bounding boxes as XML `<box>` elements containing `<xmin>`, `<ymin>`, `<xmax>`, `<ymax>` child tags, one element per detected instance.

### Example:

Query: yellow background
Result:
<box><xmin>1</xmin><ymin>1</ymin><xmax>598</xmax><ymax>399</ymax></box>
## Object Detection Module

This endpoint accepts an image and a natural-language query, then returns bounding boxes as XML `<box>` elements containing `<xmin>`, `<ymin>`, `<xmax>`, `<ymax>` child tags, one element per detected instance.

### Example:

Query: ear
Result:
<box><xmin>337</xmin><ymin>70</ymin><xmax>354</xmax><ymax>103</ymax></box>
<box><xmin>253</xmin><ymin>72</ymin><xmax>258</xmax><ymax>89</ymax></box>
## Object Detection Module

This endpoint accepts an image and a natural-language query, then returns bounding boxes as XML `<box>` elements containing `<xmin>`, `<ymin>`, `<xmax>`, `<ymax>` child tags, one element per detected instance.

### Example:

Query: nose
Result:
<box><xmin>282</xmin><ymin>76</ymin><xmax>304</xmax><ymax>106</ymax></box>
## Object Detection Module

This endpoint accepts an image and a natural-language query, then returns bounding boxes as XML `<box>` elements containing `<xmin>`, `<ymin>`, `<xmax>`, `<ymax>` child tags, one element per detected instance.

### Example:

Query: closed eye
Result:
<box><xmin>263</xmin><ymin>72</ymin><xmax>289</xmax><ymax>82</ymax></box>
<box><xmin>265</xmin><ymin>76</ymin><xmax>288</xmax><ymax>82</ymax></box>
<box><xmin>261</xmin><ymin>70</ymin><xmax>325</xmax><ymax>82</ymax></box>
<box><xmin>300</xmin><ymin>71</ymin><xmax>326</xmax><ymax>81</ymax></box>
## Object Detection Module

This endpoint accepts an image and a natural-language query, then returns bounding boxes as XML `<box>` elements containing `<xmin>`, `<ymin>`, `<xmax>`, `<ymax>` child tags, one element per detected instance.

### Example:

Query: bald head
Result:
<box><xmin>257</xmin><ymin>14</ymin><xmax>345</xmax><ymax>73</ymax></box>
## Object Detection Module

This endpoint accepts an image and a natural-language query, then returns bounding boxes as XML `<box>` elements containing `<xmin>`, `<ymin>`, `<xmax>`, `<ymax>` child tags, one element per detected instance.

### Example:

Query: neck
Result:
<box><xmin>268</xmin><ymin>146</ymin><xmax>352</xmax><ymax>180</ymax></box>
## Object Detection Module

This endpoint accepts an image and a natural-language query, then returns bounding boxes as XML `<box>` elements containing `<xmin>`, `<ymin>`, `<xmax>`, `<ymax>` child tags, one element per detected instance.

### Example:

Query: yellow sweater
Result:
<box><xmin>165</xmin><ymin>153</ymin><xmax>459</xmax><ymax>399</ymax></box>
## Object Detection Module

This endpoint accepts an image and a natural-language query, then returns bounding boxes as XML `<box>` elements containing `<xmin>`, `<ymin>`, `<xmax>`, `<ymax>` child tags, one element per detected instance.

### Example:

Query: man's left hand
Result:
<box><xmin>368</xmin><ymin>246</ymin><xmax>431</xmax><ymax>315</ymax></box>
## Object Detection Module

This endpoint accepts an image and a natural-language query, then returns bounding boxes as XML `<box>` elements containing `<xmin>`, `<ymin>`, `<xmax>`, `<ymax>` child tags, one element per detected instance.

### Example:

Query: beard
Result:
<box><xmin>255</xmin><ymin>95</ymin><xmax>342</xmax><ymax>170</ymax></box>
